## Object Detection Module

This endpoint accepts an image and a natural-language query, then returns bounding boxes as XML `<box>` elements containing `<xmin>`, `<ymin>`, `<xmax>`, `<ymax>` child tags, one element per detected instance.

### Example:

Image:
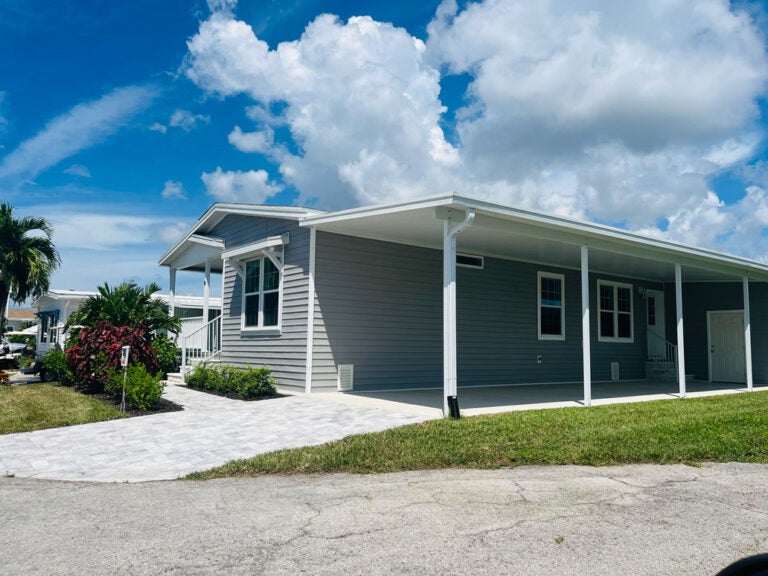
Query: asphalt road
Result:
<box><xmin>2</xmin><ymin>463</ymin><xmax>767</xmax><ymax>575</ymax></box>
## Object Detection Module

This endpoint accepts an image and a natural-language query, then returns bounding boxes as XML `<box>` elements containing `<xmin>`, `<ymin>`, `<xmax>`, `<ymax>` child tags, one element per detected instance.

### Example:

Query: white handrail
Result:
<box><xmin>647</xmin><ymin>328</ymin><xmax>679</xmax><ymax>380</ymax></box>
<box><xmin>179</xmin><ymin>315</ymin><xmax>221</xmax><ymax>381</ymax></box>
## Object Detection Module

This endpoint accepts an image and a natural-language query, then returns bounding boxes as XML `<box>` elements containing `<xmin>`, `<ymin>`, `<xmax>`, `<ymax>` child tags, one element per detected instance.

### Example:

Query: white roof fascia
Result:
<box><xmin>188</xmin><ymin>234</ymin><xmax>225</xmax><ymax>249</ymax></box>
<box><xmin>222</xmin><ymin>234</ymin><xmax>289</xmax><ymax>261</ymax></box>
<box><xmin>451</xmin><ymin>195</ymin><xmax>768</xmax><ymax>277</ymax></box>
<box><xmin>159</xmin><ymin>204</ymin><xmax>323</xmax><ymax>266</ymax></box>
<box><xmin>300</xmin><ymin>193</ymin><xmax>454</xmax><ymax>227</ymax></box>
<box><xmin>302</xmin><ymin>193</ymin><xmax>768</xmax><ymax>279</ymax></box>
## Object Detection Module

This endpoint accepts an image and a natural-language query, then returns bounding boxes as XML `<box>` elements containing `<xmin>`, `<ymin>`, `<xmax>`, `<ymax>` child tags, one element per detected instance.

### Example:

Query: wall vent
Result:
<box><xmin>337</xmin><ymin>364</ymin><xmax>354</xmax><ymax>392</ymax></box>
<box><xmin>610</xmin><ymin>362</ymin><xmax>620</xmax><ymax>382</ymax></box>
<box><xmin>457</xmin><ymin>253</ymin><xmax>484</xmax><ymax>269</ymax></box>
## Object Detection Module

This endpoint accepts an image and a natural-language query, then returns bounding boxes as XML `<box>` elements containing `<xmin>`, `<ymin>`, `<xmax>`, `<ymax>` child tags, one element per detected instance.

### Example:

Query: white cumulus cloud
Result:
<box><xmin>185</xmin><ymin>0</ymin><xmax>768</xmax><ymax>255</ymax></box>
<box><xmin>149</xmin><ymin>122</ymin><xmax>167</xmax><ymax>134</ymax></box>
<box><xmin>201</xmin><ymin>166</ymin><xmax>282</xmax><ymax>203</ymax></box>
<box><xmin>161</xmin><ymin>180</ymin><xmax>187</xmax><ymax>199</ymax></box>
<box><xmin>228</xmin><ymin>125</ymin><xmax>274</xmax><ymax>154</ymax></box>
<box><xmin>169</xmin><ymin>109</ymin><xmax>210</xmax><ymax>132</ymax></box>
<box><xmin>187</xmin><ymin>12</ymin><xmax>458</xmax><ymax>208</ymax></box>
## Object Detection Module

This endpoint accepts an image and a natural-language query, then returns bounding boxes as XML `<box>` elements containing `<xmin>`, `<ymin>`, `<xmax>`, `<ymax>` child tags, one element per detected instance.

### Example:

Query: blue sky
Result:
<box><xmin>2</xmin><ymin>0</ymin><xmax>768</xmax><ymax>299</ymax></box>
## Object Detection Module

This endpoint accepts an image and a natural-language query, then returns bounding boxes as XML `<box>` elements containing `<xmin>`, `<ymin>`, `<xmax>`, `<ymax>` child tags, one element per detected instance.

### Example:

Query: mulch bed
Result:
<box><xmin>185</xmin><ymin>385</ymin><xmax>285</xmax><ymax>402</ymax></box>
<box><xmin>91</xmin><ymin>393</ymin><xmax>183</xmax><ymax>416</ymax></box>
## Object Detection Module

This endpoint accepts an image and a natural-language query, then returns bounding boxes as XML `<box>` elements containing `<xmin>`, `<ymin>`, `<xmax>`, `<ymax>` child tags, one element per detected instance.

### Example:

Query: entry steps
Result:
<box><xmin>645</xmin><ymin>360</ymin><xmax>693</xmax><ymax>383</ymax></box>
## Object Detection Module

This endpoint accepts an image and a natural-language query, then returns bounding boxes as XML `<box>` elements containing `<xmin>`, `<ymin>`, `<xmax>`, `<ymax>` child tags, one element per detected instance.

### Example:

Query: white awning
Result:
<box><xmin>222</xmin><ymin>233</ymin><xmax>289</xmax><ymax>274</ymax></box>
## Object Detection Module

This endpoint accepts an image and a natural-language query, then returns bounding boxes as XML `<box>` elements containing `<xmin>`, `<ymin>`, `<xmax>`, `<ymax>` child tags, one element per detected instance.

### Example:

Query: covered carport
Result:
<box><xmin>302</xmin><ymin>194</ymin><xmax>768</xmax><ymax>417</ymax></box>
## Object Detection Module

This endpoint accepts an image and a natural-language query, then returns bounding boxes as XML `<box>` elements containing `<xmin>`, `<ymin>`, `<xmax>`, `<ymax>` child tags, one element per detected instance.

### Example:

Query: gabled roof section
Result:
<box><xmin>159</xmin><ymin>203</ymin><xmax>325</xmax><ymax>268</ymax></box>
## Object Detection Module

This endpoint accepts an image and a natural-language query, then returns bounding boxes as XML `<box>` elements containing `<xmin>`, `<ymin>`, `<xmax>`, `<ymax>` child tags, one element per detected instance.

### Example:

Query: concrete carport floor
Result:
<box><xmin>340</xmin><ymin>380</ymin><xmax>768</xmax><ymax>417</ymax></box>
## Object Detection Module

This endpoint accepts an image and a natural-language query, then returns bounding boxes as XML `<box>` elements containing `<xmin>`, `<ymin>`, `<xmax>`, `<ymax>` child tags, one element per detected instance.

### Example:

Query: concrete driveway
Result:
<box><xmin>2</xmin><ymin>464</ymin><xmax>767</xmax><ymax>575</ymax></box>
<box><xmin>0</xmin><ymin>385</ymin><xmax>432</xmax><ymax>482</ymax></box>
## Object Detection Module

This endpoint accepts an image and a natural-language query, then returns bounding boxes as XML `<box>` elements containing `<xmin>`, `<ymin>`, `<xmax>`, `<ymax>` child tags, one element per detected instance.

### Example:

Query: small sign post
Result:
<box><xmin>120</xmin><ymin>346</ymin><xmax>130</xmax><ymax>412</ymax></box>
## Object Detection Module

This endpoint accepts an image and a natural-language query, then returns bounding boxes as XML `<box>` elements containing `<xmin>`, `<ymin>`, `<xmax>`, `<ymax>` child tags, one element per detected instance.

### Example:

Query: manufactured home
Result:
<box><xmin>160</xmin><ymin>194</ymin><xmax>768</xmax><ymax>415</ymax></box>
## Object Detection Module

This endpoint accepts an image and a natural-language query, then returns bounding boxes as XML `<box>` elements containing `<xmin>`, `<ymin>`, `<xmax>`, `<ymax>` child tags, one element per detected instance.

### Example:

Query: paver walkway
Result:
<box><xmin>0</xmin><ymin>385</ymin><xmax>433</xmax><ymax>482</ymax></box>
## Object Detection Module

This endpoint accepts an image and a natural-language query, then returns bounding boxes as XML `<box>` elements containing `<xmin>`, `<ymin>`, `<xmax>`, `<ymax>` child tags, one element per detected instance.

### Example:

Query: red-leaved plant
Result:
<box><xmin>66</xmin><ymin>321</ymin><xmax>160</xmax><ymax>392</ymax></box>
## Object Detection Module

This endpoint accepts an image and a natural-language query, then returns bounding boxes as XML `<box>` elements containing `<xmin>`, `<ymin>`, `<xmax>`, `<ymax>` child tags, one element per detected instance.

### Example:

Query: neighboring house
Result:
<box><xmin>33</xmin><ymin>289</ymin><xmax>221</xmax><ymax>354</ymax></box>
<box><xmin>159</xmin><ymin>194</ymin><xmax>768</xmax><ymax>415</ymax></box>
<box><xmin>4</xmin><ymin>308</ymin><xmax>37</xmax><ymax>333</ymax></box>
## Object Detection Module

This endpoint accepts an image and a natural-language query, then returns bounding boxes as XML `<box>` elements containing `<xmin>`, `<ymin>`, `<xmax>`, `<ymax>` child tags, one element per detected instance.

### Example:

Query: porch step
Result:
<box><xmin>165</xmin><ymin>372</ymin><xmax>186</xmax><ymax>386</ymax></box>
<box><xmin>645</xmin><ymin>361</ymin><xmax>693</xmax><ymax>383</ymax></box>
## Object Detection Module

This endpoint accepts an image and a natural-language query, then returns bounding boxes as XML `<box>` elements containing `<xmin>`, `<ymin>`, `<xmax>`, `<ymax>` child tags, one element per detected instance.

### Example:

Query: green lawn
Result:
<box><xmin>0</xmin><ymin>383</ymin><xmax>125</xmax><ymax>434</ymax></box>
<box><xmin>188</xmin><ymin>391</ymin><xmax>768</xmax><ymax>479</ymax></box>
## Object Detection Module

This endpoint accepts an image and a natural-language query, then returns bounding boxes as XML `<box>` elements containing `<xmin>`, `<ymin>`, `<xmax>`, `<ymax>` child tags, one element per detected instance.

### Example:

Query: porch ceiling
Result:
<box><xmin>304</xmin><ymin>200</ymin><xmax>767</xmax><ymax>283</ymax></box>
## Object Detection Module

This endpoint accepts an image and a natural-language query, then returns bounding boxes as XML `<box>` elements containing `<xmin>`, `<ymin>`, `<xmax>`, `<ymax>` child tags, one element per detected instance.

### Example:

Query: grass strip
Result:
<box><xmin>0</xmin><ymin>383</ymin><xmax>125</xmax><ymax>434</ymax></box>
<box><xmin>188</xmin><ymin>391</ymin><xmax>768</xmax><ymax>479</ymax></box>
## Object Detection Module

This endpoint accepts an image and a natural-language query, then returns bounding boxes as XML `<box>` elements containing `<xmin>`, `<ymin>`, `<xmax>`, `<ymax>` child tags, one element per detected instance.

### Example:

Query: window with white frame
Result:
<box><xmin>242</xmin><ymin>255</ymin><xmax>281</xmax><ymax>329</ymax></box>
<box><xmin>598</xmin><ymin>280</ymin><xmax>633</xmax><ymax>342</ymax></box>
<box><xmin>538</xmin><ymin>271</ymin><xmax>565</xmax><ymax>340</ymax></box>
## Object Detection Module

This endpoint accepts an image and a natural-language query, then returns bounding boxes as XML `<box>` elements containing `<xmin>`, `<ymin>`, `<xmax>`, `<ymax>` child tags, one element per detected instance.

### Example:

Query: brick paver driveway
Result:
<box><xmin>0</xmin><ymin>385</ymin><xmax>432</xmax><ymax>482</ymax></box>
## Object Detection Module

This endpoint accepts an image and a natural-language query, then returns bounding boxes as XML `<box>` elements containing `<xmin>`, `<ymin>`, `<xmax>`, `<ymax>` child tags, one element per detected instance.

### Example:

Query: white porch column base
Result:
<box><xmin>744</xmin><ymin>276</ymin><xmax>754</xmax><ymax>391</ymax></box>
<box><xmin>581</xmin><ymin>245</ymin><xmax>592</xmax><ymax>407</ymax></box>
<box><xmin>675</xmin><ymin>263</ymin><xmax>686</xmax><ymax>397</ymax></box>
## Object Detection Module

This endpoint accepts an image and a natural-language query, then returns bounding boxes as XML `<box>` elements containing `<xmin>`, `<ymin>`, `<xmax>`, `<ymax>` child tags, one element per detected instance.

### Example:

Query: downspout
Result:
<box><xmin>443</xmin><ymin>208</ymin><xmax>476</xmax><ymax>417</ymax></box>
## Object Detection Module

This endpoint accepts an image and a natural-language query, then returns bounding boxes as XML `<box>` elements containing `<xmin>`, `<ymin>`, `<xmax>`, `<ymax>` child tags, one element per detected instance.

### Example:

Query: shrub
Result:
<box><xmin>66</xmin><ymin>321</ymin><xmax>159</xmax><ymax>393</ymax></box>
<box><xmin>152</xmin><ymin>335</ymin><xmax>180</xmax><ymax>377</ymax></box>
<box><xmin>40</xmin><ymin>349</ymin><xmax>74</xmax><ymax>386</ymax></box>
<box><xmin>8</xmin><ymin>334</ymin><xmax>35</xmax><ymax>347</ymax></box>
<box><xmin>105</xmin><ymin>363</ymin><xmax>165</xmax><ymax>411</ymax></box>
<box><xmin>186</xmin><ymin>364</ymin><xmax>277</xmax><ymax>400</ymax></box>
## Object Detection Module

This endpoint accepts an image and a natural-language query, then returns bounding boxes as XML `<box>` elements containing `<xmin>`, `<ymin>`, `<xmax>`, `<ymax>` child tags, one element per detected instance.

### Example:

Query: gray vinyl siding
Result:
<box><xmin>665</xmin><ymin>281</ymin><xmax>768</xmax><ymax>383</ymax></box>
<box><xmin>211</xmin><ymin>214</ymin><xmax>310</xmax><ymax>391</ymax></box>
<box><xmin>313</xmin><ymin>232</ymin><xmax>657</xmax><ymax>391</ymax></box>
<box><xmin>311</xmin><ymin>232</ymin><xmax>442</xmax><ymax>391</ymax></box>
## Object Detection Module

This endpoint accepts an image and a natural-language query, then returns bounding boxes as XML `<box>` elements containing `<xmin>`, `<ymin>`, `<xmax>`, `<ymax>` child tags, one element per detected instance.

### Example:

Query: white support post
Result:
<box><xmin>219</xmin><ymin>260</ymin><xmax>226</xmax><ymax>358</ymax></box>
<box><xmin>581</xmin><ymin>245</ymin><xmax>591</xmax><ymax>407</ymax></box>
<box><xmin>743</xmin><ymin>276</ymin><xmax>753</xmax><ymax>391</ymax></box>
<box><xmin>675</xmin><ymin>263</ymin><xmax>686</xmax><ymax>398</ymax></box>
<box><xmin>203</xmin><ymin>259</ymin><xmax>211</xmax><ymax>353</ymax></box>
<box><xmin>305</xmin><ymin>227</ymin><xmax>317</xmax><ymax>394</ymax></box>
<box><xmin>169</xmin><ymin>267</ymin><xmax>177</xmax><ymax>318</ymax></box>
<box><xmin>203</xmin><ymin>259</ymin><xmax>211</xmax><ymax>323</ymax></box>
<box><xmin>442</xmin><ymin>208</ymin><xmax>475</xmax><ymax>417</ymax></box>
<box><xmin>443</xmin><ymin>220</ymin><xmax>456</xmax><ymax>417</ymax></box>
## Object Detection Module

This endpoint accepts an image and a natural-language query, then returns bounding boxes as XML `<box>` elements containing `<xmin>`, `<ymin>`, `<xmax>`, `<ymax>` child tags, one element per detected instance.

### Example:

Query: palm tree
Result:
<box><xmin>0</xmin><ymin>204</ymin><xmax>61</xmax><ymax>336</ymax></box>
<box><xmin>65</xmin><ymin>281</ymin><xmax>181</xmax><ymax>335</ymax></box>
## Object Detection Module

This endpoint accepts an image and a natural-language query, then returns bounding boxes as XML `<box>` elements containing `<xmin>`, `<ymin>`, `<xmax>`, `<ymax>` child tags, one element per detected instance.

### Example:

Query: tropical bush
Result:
<box><xmin>105</xmin><ymin>363</ymin><xmax>165</xmax><ymax>411</ymax></box>
<box><xmin>186</xmin><ymin>364</ymin><xmax>277</xmax><ymax>400</ymax></box>
<box><xmin>152</xmin><ymin>335</ymin><xmax>180</xmax><ymax>377</ymax></box>
<box><xmin>40</xmin><ymin>348</ymin><xmax>74</xmax><ymax>386</ymax></box>
<box><xmin>66</xmin><ymin>322</ymin><xmax>159</xmax><ymax>392</ymax></box>
<box><xmin>65</xmin><ymin>281</ymin><xmax>180</xmax><ymax>335</ymax></box>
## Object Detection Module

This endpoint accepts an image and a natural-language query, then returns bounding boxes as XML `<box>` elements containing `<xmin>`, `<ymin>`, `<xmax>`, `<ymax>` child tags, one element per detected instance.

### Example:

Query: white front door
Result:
<box><xmin>646</xmin><ymin>290</ymin><xmax>666</xmax><ymax>359</ymax></box>
<box><xmin>708</xmin><ymin>311</ymin><xmax>746</xmax><ymax>383</ymax></box>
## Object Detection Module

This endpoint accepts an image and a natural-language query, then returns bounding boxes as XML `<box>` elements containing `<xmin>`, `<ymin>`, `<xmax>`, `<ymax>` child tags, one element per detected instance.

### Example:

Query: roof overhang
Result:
<box><xmin>301</xmin><ymin>194</ymin><xmax>768</xmax><ymax>283</ymax></box>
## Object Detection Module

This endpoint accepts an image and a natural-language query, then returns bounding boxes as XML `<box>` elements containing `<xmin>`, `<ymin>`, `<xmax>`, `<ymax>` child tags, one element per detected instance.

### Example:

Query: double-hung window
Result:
<box><xmin>538</xmin><ymin>271</ymin><xmax>565</xmax><ymax>340</ymax></box>
<box><xmin>243</xmin><ymin>256</ymin><xmax>281</xmax><ymax>329</ymax></box>
<box><xmin>598</xmin><ymin>280</ymin><xmax>633</xmax><ymax>342</ymax></box>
